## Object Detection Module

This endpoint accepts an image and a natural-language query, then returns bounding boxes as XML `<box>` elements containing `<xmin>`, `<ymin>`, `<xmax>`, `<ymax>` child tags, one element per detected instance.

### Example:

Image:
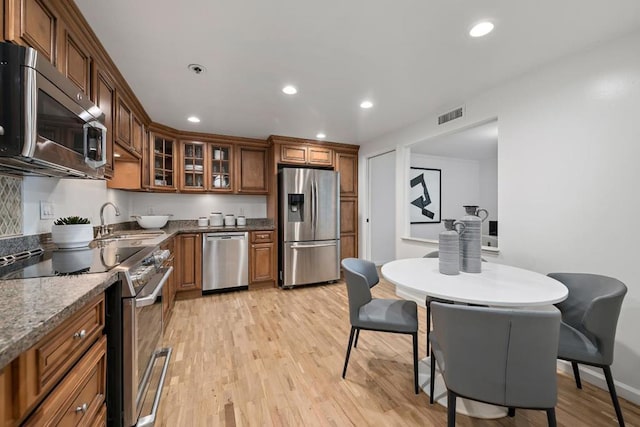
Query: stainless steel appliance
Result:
<box><xmin>0</xmin><ymin>42</ymin><xmax>106</xmax><ymax>178</ymax></box>
<box><xmin>110</xmin><ymin>246</ymin><xmax>173</xmax><ymax>427</ymax></box>
<box><xmin>279</xmin><ymin>168</ymin><xmax>340</xmax><ymax>287</ymax></box>
<box><xmin>202</xmin><ymin>232</ymin><xmax>248</xmax><ymax>292</ymax></box>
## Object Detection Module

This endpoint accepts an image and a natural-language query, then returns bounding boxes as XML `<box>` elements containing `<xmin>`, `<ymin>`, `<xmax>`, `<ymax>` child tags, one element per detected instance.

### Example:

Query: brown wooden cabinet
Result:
<box><xmin>334</xmin><ymin>149</ymin><xmax>359</xmax><ymax>263</ymax></box>
<box><xmin>58</xmin><ymin>24</ymin><xmax>91</xmax><ymax>95</ymax></box>
<box><xmin>4</xmin><ymin>0</ymin><xmax>59</xmax><ymax>65</ymax></box>
<box><xmin>280</xmin><ymin>144</ymin><xmax>333</xmax><ymax>167</ymax></box>
<box><xmin>179</xmin><ymin>141</ymin><xmax>206</xmax><ymax>191</ymax></box>
<box><xmin>335</xmin><ymin>152</ymin><xmax>358</xmax><ymax>197</ymax></box>
<box><xmin>116</xmin><ymin>95</ymin><xmax>132</xmax><ymax>147</ymax></box>
<box><xmin>91</xmin><ymin>65</ymin><xmax>116</xmax><ymax>178</ymax></box>
<box><xmin>208</xmin><ymin>144</ymin><xmax>233</xmax><ymax>192</ymax></box>
<box><xmin>175</xmin><ymin>233</ymin><xmax>202</xmax><ymax>295</ymax></box>
<box><xmin>236</xmin><ymin>145</ymin><xmax>268</xmax><ymax>194</ymax></box>
<box><xmin>249</xmin><ymin>231</ymin><xmax>275</xmax><ymax>287</ymax></box>
<box><xmin>132</xmin><ymin>116</ymin><xmax>145</xmax><ymax>156</ymax></box>
<box><xmin>0</xmin><ymin>294</ymin><xmax>107</xmax><ymax>426</ymax></box>
<box><xmin>149</xmin><ymin>133</ymin><xmax>177</xmax><ymax>191</ymax></box>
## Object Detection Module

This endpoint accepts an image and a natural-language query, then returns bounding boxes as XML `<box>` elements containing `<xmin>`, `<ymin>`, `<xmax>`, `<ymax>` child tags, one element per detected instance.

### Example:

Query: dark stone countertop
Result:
<box><xmin>0</xmin><ymin>218</ymin><xmax>275</xmax><ymax>369</ymax></box>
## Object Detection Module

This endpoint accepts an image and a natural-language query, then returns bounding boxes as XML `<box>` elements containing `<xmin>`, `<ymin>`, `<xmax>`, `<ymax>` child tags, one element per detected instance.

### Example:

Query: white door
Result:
<box><xmin>367</xmin><ymin>151</ymin><xmax>396</xmax><ymax>265</ymax></box>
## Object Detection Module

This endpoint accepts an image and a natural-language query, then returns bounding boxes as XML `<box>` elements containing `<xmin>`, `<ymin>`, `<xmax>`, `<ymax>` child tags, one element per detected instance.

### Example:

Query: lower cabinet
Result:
<box><xmin>249</xmin><ymin>230</ymin><xmax>275</xmax><ymax>288</ymax></box>
<box><xmin>175</xmin><ymin>233</ymin><xmax>202</xmax><ymax>298</ymax></box>
<box><xmin>0</xmin><ymin>294</ymin><xmax>107</xmax><ymax>426</ymax></box>
<box><xmin>161</xmin><ymin>237</ymin><xmax>176</xmax><ymax>325</ymax></box>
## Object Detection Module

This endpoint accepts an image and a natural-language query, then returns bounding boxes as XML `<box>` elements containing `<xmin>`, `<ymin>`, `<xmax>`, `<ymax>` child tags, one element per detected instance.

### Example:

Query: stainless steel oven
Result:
<box><xmin>0</xmin><ymin>41</ymin><xmax>106</xmax><ymax>178</ymax></box>
<box><xmin>107</xmin><ymin>246</ymin><xmax>173</xmax><ymax>427</ymax></box>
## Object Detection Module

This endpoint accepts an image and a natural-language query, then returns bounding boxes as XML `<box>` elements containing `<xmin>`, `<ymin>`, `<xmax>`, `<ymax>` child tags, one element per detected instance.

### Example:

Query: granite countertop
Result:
<box><xmin>0</xmin><ymin>218</ymin><xmax>275</xmax><ymax>369</ymax></box>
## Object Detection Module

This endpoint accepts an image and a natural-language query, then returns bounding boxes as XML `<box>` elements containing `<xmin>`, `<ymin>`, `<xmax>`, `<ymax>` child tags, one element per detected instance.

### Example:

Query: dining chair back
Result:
<box><xmin>341</xmin><ymin>258</ymin><xmax>419</xmax><ymax>394</ymax></box>
<box><xmin>430</xmin><ymin>302</ymin><xmax>561</xmax><ymax>427</ymax></box>
<box><xmin>548</xmin><ymin>272</ymin><xmax>627</xmax><ymax>426</ymax></box>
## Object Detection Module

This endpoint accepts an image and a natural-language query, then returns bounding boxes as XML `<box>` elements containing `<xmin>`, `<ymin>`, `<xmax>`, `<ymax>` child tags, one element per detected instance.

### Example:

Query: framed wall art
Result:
<box><xmin>409</xmin><ymin>167</ymin><xmax>441</xmax><ymax>224</ymax></box>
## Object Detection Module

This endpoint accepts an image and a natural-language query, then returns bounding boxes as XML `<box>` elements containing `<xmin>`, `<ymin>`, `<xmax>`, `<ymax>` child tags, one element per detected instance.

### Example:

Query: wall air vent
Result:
<box><xmin>438</xmin><ymin>107</ymin><xmax>464</xmax><ymax>125</ymax></box>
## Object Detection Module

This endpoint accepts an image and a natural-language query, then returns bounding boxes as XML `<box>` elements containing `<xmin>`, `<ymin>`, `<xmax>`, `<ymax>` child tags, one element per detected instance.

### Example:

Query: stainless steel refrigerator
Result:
<box><xmin>279</xmin><ymin>168</ymin><xmax>340</xmax><ymax>287</ymax></box>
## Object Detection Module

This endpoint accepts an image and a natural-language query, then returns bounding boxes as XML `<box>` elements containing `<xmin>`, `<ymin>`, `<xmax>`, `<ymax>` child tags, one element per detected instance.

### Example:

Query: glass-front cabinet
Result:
<box><xmin>208</xmin><ymin>144</ymin><xmax>233</xmax><ymax>192</ymax></box>
<box><xmin>180</xmin><ymin>141</ymin><xmax>206</xmax><ymax>191</ymax></box>
<box><xmin>150</xmin><ymin>133</ymin><xmax>177</xmax><ymax>190</ymax></box>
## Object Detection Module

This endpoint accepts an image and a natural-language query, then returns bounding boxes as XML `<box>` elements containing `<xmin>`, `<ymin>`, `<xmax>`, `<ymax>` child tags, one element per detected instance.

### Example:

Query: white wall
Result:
<box><xmin>360</xmin><ymin>30</ymin><xmax>640</xmax><ymax>402</ymax></box>
<box><xmin>479</xmin><ymin>156</ymin><xmax>498</xmax><ymax>237</ymax></box>
<box><xmin>22</xmin><ymin>177</ymin><xmax>268</xmax><ymax>235</ymax></box>
<box><xmin>368</xmin><ymin>151</ymin><xmax>396</xmax><ymax>264</ymax></box>
<box><xmin>409</xmin><ymin>154</ymin><xmax>480</xmax><ymax>241</ymax></box>
<box><xmin>22</xmin><ymin>177</ymin><xmax>132</xmax><ymax>235</ymax></box>
<box><xmin>129</xmin><ymin>193</ymin><xmax>266</xmax><ymax>220</ymax></box>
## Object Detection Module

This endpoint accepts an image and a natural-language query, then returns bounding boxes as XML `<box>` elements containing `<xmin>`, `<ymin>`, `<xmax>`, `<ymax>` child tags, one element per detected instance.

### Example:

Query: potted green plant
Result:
<box><xmin>51</xmin><ymin>216</ymin><xmax>94</xmax><ymax>248</ymax></box>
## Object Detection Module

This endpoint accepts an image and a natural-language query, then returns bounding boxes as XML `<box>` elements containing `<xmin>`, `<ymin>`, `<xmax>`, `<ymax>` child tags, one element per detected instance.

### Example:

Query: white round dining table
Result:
<box><xmin>380</xmin><ymin>257</ymin><xmax>568</xmax><ymax>419</ymax></box>
<box><xmin>381</xmin><ymin>257</ymin><xmax>568</xmax><ymax>307</ymax></box>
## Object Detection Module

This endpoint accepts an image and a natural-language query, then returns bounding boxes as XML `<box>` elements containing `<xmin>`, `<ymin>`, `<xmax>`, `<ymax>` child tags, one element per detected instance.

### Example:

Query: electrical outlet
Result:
<box><xmin>40</xmin><ymin>201</ymin><xmax>55</xmax><ymax>219</ymax></box>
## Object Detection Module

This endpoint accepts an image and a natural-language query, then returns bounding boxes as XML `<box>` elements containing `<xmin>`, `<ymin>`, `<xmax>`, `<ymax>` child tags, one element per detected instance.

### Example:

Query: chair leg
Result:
<box><xmin>572</xmin><ymin>361</ymin><xmax>582</xmax><ymax>389</ymax></box>
<box><xmin>413</xmin><ymin>332</ymin><xmax>419</xmax><ymax>394</ymax></box>
<box><xmin>354</xmin><ymin>329</ymin><xmax>360</xmax><ymax>348</ymax></box>
<box><xmin>546</xmin><ymin>408</ymin><xmax>557</xmax><ymax>427</ymax></box>
<box><xmin>429</xmin><ymin>349</ymin><xmax>435</xmax><ymax>404</ymax></box>
<box><xmin>426</xmin><ymin>298</ymin><xmax>431</xmax><ymax>354</ymax></box>
<box><xmin>603</xmin><ymin>366</ymin><xmax>625</xmax><ymax>427</ymax></box>
<box><xmin>447</xmin><ymin>390</ymin><xmax>457</xmax><ymax>427</ymax></box>
<box><xmin>342</xmin><ymin>327</ymin><xmax>356</xmax><ymax>379</ymax></box>
<box><xmin>508</xmin><ymin>407</ymin><xmax>516</xmax><ymax>417</ymax></box>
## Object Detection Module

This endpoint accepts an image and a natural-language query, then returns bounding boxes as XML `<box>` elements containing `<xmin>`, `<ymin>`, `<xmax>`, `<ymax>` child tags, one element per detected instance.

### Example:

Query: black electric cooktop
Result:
<box><xmin>0</xmin><ymin>246</ymin><xmax>144</xmax><ymax>280</ymax></box>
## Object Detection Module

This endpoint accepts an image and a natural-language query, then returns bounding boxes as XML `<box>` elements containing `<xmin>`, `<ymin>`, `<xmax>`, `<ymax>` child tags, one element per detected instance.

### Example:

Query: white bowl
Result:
<box><xmin>132</xmin><ymin>215</ymin><xmax>172</xmax><ymax>229</ymax></box>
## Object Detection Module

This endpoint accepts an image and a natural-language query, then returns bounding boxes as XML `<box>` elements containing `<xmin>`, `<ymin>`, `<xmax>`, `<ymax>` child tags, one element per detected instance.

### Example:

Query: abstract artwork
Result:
<box><xmin>409</xmin><ymin>167</ymin><xmax>441</xmax><ymax>224</ymax></box>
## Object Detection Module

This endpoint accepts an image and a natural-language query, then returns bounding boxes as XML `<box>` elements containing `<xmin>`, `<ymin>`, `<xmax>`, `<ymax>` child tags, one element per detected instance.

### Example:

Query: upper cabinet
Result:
<box><xmin>4</xmin><ymin>0</ymin><xmax>59</xmax><ymax>65</ymax></box>
<box><xmin>280</xmin><ymin>144</ymin><xmax>333</xmax><ymax>167</ymax></box>
<box><xmin>335</xmin><ymin>152</ymin><xmax>358</xmax><ymax>197</ymax></box>
<box><xmin>149</xmin><ymin>133</ymin><xmax>177</xmax><ymax>191</ymax></box>
<box><xmin>236</xmin><ymin>145</ymin><xmax>268</xmax><ymax>194</ymax></box>
<box><xmin>91</xmin><ymin>65</ymin><xmax>115</xmax><ymax>178</ymax></box>
<box><xmin>208</xmin><ymin>144</ymin><xmax>233</xmax><ymax>192</ymax></box>
<box><xmin>179</xmin><ymin>141</ymin><xmax>206</xmax><ymax>192</ymax></box>
<box><xmin>58</xmin><ymin>24</ymin><xmax>91</xmax><ymax>95</ymax></box>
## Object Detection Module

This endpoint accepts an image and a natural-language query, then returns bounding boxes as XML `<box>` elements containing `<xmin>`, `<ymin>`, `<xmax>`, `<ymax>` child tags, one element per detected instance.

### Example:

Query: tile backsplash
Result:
<box><xmin>0</xmin><ymin>175</ymin><xmax>23</xmax><ymax>237</ymax></box>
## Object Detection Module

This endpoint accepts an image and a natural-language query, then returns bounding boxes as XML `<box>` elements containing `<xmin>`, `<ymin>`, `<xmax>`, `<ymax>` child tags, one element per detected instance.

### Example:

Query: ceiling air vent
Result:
<box><xmin>438</xmin><ymin>107</ymin><xmax>464</xmax><ymax>125</ymax></box>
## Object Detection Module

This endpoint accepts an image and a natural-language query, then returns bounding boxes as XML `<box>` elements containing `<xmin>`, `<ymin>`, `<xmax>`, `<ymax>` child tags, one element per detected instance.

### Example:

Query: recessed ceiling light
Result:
<box><xmin>469</xmin><ymin>21</ymin><xmax>494</xmax><ymax>38</ymax></box>
<box><xmin>187</xmin><ymin>116</ymin><xmax>200</xmax><ymax>123</ymax></box>
<box><xmin>360</xmin><ymin>100</ymin><xmax>374</xmax><ymax>109</ymax></box>
<box><xmin>282</xmin><ymin>85</ymin><xmax>298</xmax><ymax>95</ymax></box>
<box><xmin>316</xmin><ymin>133</ymin><xmax>326</xmax><ymax>139</ymax></box>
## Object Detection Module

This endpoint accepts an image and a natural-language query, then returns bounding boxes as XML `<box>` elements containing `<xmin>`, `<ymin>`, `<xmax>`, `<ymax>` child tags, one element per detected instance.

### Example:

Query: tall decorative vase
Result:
<box><xmin>439</xmin><ymin>219</ymin><xmax>465</xmax><ymax>275</ymax></box>
<box><xmin>460</xmin><ymin>205</ymin><xmax>489</xmax><ymax>273</ymax></box>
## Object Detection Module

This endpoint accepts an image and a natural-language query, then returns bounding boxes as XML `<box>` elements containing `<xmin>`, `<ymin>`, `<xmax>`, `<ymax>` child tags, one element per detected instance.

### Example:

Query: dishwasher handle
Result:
<box><xmin>205</xmin><ymin>233</ymin><xmax>246</xmax><ymax>241</ymax></box>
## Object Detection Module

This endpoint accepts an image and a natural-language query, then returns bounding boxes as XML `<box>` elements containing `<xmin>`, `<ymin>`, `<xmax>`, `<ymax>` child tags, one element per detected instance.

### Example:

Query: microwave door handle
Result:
<box><xmin>83</xmin><ymin>121</ymin><xmax>107</xmax><ymax>168</ymax></box>
<box><xmin>135</xmin><ymin>266</ymin><xmax>173</xmax><ymax>307</ymax></box>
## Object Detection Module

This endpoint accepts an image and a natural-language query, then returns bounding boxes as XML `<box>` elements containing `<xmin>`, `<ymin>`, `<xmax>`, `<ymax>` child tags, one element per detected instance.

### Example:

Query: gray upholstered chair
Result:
<box><xmin>341</xmin><ymin>258</ymin><xmax>419</xmax><ymax>394</ymax></box>
<box><xmin>549</xmin><ymin>273</ymin><xmax>627</xmax><ymax>427</ymax></box>
<box><xmin>429</xmin><ymin>302</ymin><xmax>561</xmax><ymax>427</ymax></box>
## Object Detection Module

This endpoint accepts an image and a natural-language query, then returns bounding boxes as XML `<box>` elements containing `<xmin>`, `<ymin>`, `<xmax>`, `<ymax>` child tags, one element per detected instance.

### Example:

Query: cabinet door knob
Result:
<box><xmin>73</xmin><ymin>329</ymin><xmax>87</xmax><ymax>339</ymax></box>
<box><xmin>75</xmin><ymin>403</ymin><xmax>88</xmax><ymax>413</ymax></box>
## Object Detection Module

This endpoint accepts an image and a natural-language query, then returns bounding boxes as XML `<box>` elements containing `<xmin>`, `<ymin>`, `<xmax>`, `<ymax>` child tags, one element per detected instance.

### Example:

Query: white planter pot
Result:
<box><xmin>51</xmin><ymin>224</ymin><xmax>94</xmax><ymax>249</ymax></box>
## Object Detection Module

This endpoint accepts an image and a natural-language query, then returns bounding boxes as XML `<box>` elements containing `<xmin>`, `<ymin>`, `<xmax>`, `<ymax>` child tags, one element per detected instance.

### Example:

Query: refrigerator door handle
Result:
<box><xmin>311</xmin><ymin>181</ymin><xmax>316</xmax><ymax>236</ymax></box>
<box><xmin>290</xmin><ymin>242</ymin><xmax>338</xmax><ymax>249</ymax></box>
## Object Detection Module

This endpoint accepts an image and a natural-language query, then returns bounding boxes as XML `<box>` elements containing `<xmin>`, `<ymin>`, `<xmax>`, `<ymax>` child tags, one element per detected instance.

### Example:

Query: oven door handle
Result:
<box><xmin>136</xmin><ymin>347</ymin><xmax>172</xmax><ymax>427</ymax></box>
<box><xmin>135</xmin><ymin>266</ymin><xmax>173</xmax><ymax>308</ymax></box>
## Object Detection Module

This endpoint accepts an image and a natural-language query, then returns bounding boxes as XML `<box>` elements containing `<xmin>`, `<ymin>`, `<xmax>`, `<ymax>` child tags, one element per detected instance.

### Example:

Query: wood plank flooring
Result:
<box><xmin>158</xmin><ymin>279</ymin><xmax>640</xmax><ymax>426</ymax></box>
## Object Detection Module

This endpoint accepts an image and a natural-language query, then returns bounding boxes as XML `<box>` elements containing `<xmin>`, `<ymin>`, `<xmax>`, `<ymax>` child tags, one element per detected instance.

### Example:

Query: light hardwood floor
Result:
<box><xmin>158</xmin><ymin>279</ymin><xmax>640</xmax><ymax>426</ymax></box>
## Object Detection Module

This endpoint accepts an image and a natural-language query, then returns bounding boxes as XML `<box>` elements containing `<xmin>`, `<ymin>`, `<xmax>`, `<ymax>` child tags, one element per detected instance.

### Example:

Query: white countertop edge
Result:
<box><xmin>400</xmin><ymin>235</ymin><xmax>500</xmax><ymax>253</ymax></box>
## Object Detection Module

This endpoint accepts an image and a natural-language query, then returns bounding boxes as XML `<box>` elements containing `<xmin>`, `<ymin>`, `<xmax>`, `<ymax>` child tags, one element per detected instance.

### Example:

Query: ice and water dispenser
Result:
<box><xmin>287</xmin><ymin>194</ymin><xmax>304</xmax><ymax>222</ymax></box>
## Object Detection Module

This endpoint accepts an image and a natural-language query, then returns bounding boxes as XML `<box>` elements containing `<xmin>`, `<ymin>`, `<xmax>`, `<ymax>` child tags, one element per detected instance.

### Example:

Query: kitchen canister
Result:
<box><xmin>224</xmin><ymin>214</ymin><xmax>235</xmax><ymax>226</ymax></box>
<box><xmin>209</xmin><ymin>212</ymin><xmax>223</xmax><ymax>227</ymax></box>
<box><xmin>439</xmin><ymin>219</ymin><xmax>465</xmax><ymax>275</ymax></box>
<box><xmin>460</xmin><ymin>205</ymin><xmax>489</xmax><ymax>273</ymax></box>
<box><xmin>236</xmin><ymin>216</ymin><xmax>246</xmax><ymax>226</ymax></box>
<box><xmin>197</xmin><ymin>217</ymin><xmax>208</xmax><ymax>227</ymax></box>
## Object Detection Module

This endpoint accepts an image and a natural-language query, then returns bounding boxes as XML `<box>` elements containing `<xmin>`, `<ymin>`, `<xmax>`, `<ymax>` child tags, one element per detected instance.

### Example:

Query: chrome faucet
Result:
<box><xmin>99</xmin><ymin>202</ymin><xmax>121</xmax><ymax>237</ymax></box>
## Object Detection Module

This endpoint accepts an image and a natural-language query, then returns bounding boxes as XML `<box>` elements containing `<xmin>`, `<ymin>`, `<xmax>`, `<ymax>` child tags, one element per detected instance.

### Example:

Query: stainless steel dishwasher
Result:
<box><xmin>202</xmin><ymin>232</ymin><xmax>249</xmax><ymax>292</ymax></box>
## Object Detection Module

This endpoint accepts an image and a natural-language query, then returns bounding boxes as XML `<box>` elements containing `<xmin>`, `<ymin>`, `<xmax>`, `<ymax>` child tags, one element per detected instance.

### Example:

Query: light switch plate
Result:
<box><xmin>40</xmin><ymin>201</ymin><xmax>55</xmax><ymax>219</ymax></box>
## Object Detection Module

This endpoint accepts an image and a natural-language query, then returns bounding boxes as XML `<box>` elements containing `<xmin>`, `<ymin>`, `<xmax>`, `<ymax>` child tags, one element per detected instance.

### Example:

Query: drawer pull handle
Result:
<box><xmin>73</xmin><ymin>329</ymin><xmax>87</xmax><ymax>339</ymax></box>
<box><xmin>75</xmin><ymin>403</ymin><xmax>88</xmax><ymax>413</ymax></box>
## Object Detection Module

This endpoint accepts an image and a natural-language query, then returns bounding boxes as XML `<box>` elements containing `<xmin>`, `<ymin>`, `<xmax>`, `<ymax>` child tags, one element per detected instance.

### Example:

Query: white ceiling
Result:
<box><xmin>75</xmin><ymin>0</ymin><xmax>640</xmax><ymax>144</ymax></box>
<box><xmin>411</xmin><ymin>120</ymin><xmax>497</xmax><ymax>160</ymax></box>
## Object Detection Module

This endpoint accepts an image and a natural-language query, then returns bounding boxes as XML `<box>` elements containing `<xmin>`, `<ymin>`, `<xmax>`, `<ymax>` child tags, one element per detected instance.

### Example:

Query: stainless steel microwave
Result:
<box><xmin>0</xmin><ymin>42</ymin><xmax>106</xmax><ymax>178</ymax></box>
